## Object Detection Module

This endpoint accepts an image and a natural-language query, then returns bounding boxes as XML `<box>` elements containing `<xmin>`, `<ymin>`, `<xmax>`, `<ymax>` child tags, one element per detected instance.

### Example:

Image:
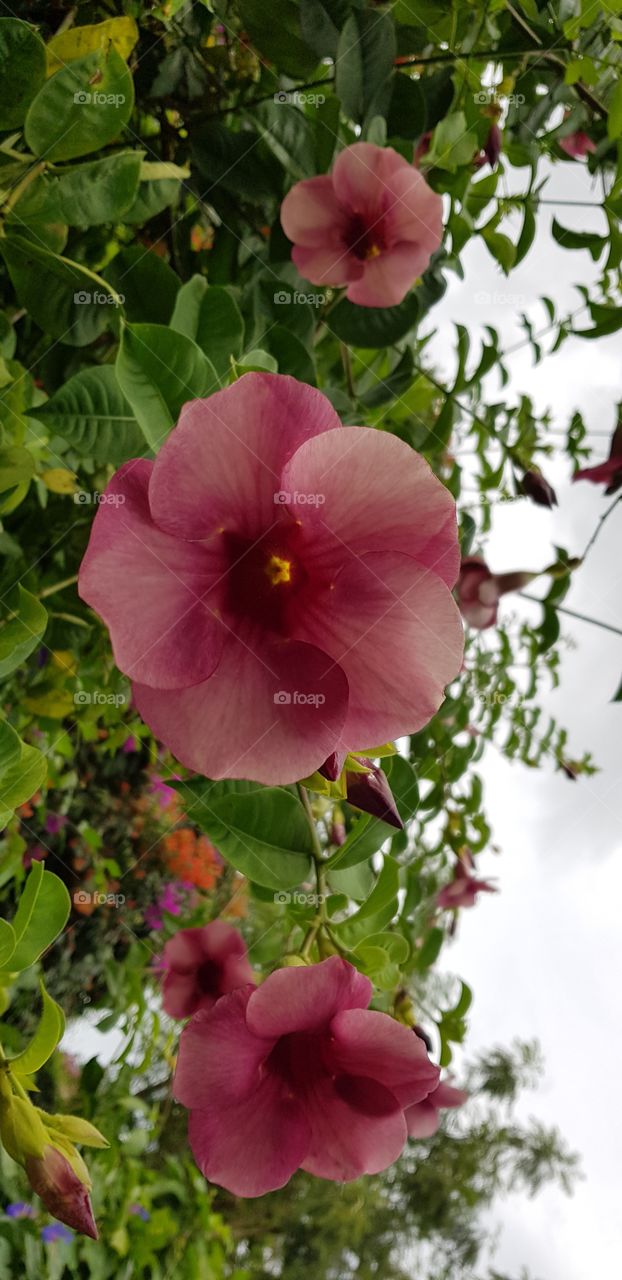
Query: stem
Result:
<box><xmin>582</xmin><ymin>494</ymin><xmax>622</xmax><ymax>562</ymax></box>
<box><xmin>340</xmin><ymin>344</ymin><xmax>356</xmax><ymax>399</ymax></box>
<box><xmin>297</xmin><ymin>784</ymin><xmax>328</xmax><ymax>960</ymax></box>
<box><xmin>1</xmin><ymin>161</ymin><xmax>46</xmax><ymax>215</ymax></box>
<box><xmin>39</xmin><ymin>574</ymin><xmax>79</xmax><ymax>600</ymax></box>
<box><xmin>519</xmin><ymin>593</ymin><xmax>622</xmax><ymax>638</ymax></box>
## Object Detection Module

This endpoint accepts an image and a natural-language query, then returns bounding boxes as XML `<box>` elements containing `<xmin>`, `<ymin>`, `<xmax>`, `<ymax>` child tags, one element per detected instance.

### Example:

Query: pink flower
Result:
<box><xmin>79</xmin><ymin>374</ymin><xmax>462</xmax><ymax>785</ymax></box>
<box><xmin>25</xmin><ymin>1147</ymin><xmax>97</xmax><ymax>1240</ymax></box>
<box><xmin>559</xmin><ymin>130</ymin><xmax>595</xmax><ymax>158</ymax></box>
<box><xmin>174</xmin><ymin>955</ymin><xmax>440</xmax><ymax>1196</ymax></box>
<box><xmin>161</xmin><ymin>921</ymin><xmax>254</xmax><ymax>1019</ymax></box>
<box><xmin>455</xmin><ymin>557</ymin><xmax>534</xmax><ymax>630</ymax></box>
<box><xmin>144</xmin><ymin>880</ymin><xmax>188</xmax><ymax>931</ymax></box>
<box><xmin>437</xmin><ymin>860</ymin><xmax>497</xmax><ymax>910</ymax></box>
<box><xmin>280</xmin><ymin>142</ymin><xmax>443</xmax><ymax>307</ymax></box>
<box><xmin>405</xmin><ymin>1080</ymin><xmax>468</xmax><ymax>1137</ymax></box>
<box><xmin>574</xmin><ymin>423</ymin><xmax>622</xmax><ymax>495</ymax></box>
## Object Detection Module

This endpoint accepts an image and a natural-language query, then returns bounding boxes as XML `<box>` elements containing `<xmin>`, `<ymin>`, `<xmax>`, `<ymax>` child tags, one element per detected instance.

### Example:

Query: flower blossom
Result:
<box><xmin>161</xmin><ymin>921</ymin><xmax>254</xmax><ymax>1019</ymax></box>
<box><xmin>174</xmin><ymin>956</ymin><xmax>441</xmax><ymax>1196</ymax></box>
<box><xmin>79</xmin><ymin>374</ymin><xmax>462</xmax><ymax>785</ymax></box>
<box><xmin>574</xmin><ymin>422</ymin><xmax>622</xmax><ymax>495</ymax></box>
<box><xmin>437</xmin><ymin>860</ymin><xmax>497</xmax><ymax>910</ymax></box>
<box><xmin>559</xmin><ymin>130</ymin><xmax>595</xmax><ymax>158</ymax></box>
<box><xmin>280</xmin><ymin>142</ymin><xmax>443</xmax><ymax>307</ymax></box>
<box><xmin>455</xmin><ymin>557</ymin><xmax>534</xmax><ymax>630</ymax></box>
<box><xmin>405</xmin><ymin>1080</ymin><xmax>468</xmax><ymax>1137</ymax></box>
<box><xmin>25</xmin><ymin>1146</ymin><xmax>97</xmax><ymax>1240</ymax></box>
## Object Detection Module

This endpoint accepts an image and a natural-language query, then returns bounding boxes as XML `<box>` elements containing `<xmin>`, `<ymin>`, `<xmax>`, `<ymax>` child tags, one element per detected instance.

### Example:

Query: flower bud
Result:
<box><xmin>345</xmin><ymin>758</ymin><xmax>403</xmax><ymax>829</ymax></box>
<box><xmin>25</xmin><ymin>1144</ymin><xmax>98</xmax><ymax>1239</ymax></box>
<box><xmin>0</xmin><ymin>1095</ymin><xmax>48</xmax><ymax>1164</ymax></box>
<box><xmin>519</xmin><ymin>468</ymin><xmax>558</xmax><ymax>508</ymax></box>
<box><xmin>45</xmin><ymin>1114</ymin><xmax>109</xmax><ymax>1149</ymax></box>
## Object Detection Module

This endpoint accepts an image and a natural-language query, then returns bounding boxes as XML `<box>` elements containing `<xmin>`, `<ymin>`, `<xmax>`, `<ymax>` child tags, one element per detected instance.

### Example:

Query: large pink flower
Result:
<box><xmin>280</xmin><ymin>142</ymin><xmax>443</xmax><ymax>307</ymax></box>
<box><xmin>173</xmin><ymin>956</ymin><xmax>440</xmax><ymax>1196</ymax></box>
<box><xmin>161</xmin><ymin>921</ymin><xmax>254</xmax><ymax>1019</ymax></box>
<box><xmin>79</xmin><ymin>374</ymin><xmax>462</xmax><ymax>785</ymax></box>
<box><xmin>406</xmin><ymin>1080</ymin><xmax>468</xmax><ymax>1137</ymax></box>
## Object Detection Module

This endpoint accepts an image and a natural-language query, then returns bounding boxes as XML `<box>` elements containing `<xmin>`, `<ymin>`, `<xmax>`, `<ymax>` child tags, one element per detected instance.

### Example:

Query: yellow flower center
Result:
<box><xmin>365</xmin><ymin>243</ymin><xmax>382</xmax><ymax>260</ymax></box>
<box><xmin>265</xmin><ymin>554</ymin><xmax>292</xmax><ymax>586</ymax></box>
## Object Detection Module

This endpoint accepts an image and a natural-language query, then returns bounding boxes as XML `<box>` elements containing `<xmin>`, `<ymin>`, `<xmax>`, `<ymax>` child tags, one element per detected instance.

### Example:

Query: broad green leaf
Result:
<box><xmin>176</xmin><ymin>779</ymin><xmax>314</xmax><ymax>890</ymax></box>
<box><xmin>105</xmin><ymin>247</ymin><xmax>181</xmax><ymax>326</ymax></box>
<box><xmin>10</xmin><ymin>982</ymin><xmax>65</xmax><ymax>1075</ymax></box>
<box><xmin>171</xmin><ymin>277</ymin><xmax>245</xmax><ymax>380</ymax></box>
<box><xmin>387</xmin><ymin>72</ymin><xmax>426</xmax><ymax>140</ymax></box>
<box><xmin>192</xmin><ymin>121</ymin><xmax>283</xmax><ymax>202</ymax></box>
<box><xmin>45</xmin><ymin>16</ymin><xmax>139</xmax><ymax>74</ymax></box>
<box><xmin>416</xmin><ymin>925</ymin><xmax>444</xmax><ymax>970</ymax></box>
<box><xmin>0</xmin><ymin>234</ymin><xmax>122</xmax><ymax>348</ymax></box>
<box><xmin>31</xmin><ymin>365</ymin><xmax>144</xmax><ymax>466</ymax></box>
<box><xmin>0</xmin><ymin>445</ymin><xmax>35</xmax><ymax>494</ymax></box>
<box><xmin>608</xmin><ymin>79</ymin><xmax>622</xmax><ymax>141</ymax></box>
<box><xmin>332</xmin><ymin>855</ymin><xmax>400</xmax><ymax>945</ymax></box>
<box><xmin>328</xmin><ymin>294</ymin><xmax>420</xmax><ymax>346</ymax></box>
<box><xmin>0</xmin><ymin>919</ymin><xmax>15</xmax><ymax>968</ymax></box>
<box><xmin>25</xmin><ymin>47</ymin><xmax>134</xmax><ymax>163</ymax></box>
<box><xmin>363</xmin><ymin>930</ymin><xmax>410</xmax><ymax>963</ymax></box>
<box><xmin>0</xmin><ymin>18</ymin><xmax>46</xmax><ymax>128</ymax></box>
<box><xmin>329</xmin><ymin>756</ymin><xmax>418</xmax><ymax>869</ymax></box>
<box><xmin>0</xmin><ymin>740</ymin><xmax>47</xmax><ymax>825</ymax></box>
<box><xmin>480</xmin><ymin>227</ymin><xmax>516</xmax><ymax>275</ymax></box>
<box><xmin>115</xmin><ymin>322</ymin><xmax>218</xmax><ymax>451</ymax></box>
<box><xmin>427</xmin><ymin>111</ymin><xmax>478</xmax><ymax>171</ymax></box>
<box><xmin>551</xmin><ymin>218</ymin><xmax>606</xmax><ymax>260</ymax></box>
<box><xmin>10</xmin><ymin>152</ymin><xmax>143</xmax><ymax>228</ymax></box>
<box><xmin>267</xmin><ymin>325</ymin><xmax>316</xmax><ymax>384</ymax></box>
<box><xmin>8</xmin><ymin>868</ymin><xmax>70</xmax><ymax>973</ymax></box>
<box><xmin>238</xmin><ymin>0</ymin><xmax>318</xmax><ymax>77</ymax></box>
<box><xmin>0</xmin><ymin>717</ymin><xmax>21</xmax><ymax>775</ymax></box>
<box><xmin>237</xmin><ymin>349</ymin><xmax>279</xmax><ymax>373</ymax></box>
<box><xmin>328</xmin><ymin>860</ymin><xmax>375</xmax><ymax>902</ymax></box>
<box><xmin>0</xmin><ymin>586</ymin><xmax>47</xmax><ymax>680</ymax></box>
<box><xmin>123</xmin><ymin>163</ymin><xmax>186</xmax><ymax>223</ymax></box>
<box><xmin>255</xmin><ymin>101</ymin><xmax>317</xmax><ymax>179</ymax></box>
<box><xmin>335</xmin><ymin>15</ymin><xmax>364</xmax><ymax>121</ymax></box>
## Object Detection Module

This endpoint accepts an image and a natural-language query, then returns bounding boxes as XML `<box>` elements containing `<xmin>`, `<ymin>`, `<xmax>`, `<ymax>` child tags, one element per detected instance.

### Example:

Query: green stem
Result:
<box><xmin>297</xmin><ymin>784</ymin><xmax>328</xmax><ymax>960</ymax></box>
<box><xmin>582</xmin><ymin>494</ymin><xmax>622</xmax><ymax>562</ymax></box>
<box><xmin>38</xmin><ymin>574</ymin><xmax>79</xmax><ymax>600</ymax></box>
<box><xmin>519</xmin><ymin>593</ymin><xmax>622</xmax><ymax>638</ymax></box>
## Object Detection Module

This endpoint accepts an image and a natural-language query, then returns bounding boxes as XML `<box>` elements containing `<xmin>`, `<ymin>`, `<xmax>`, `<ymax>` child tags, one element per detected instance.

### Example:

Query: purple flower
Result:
<box><xmin>45</xmin><ymin>813</ymin><xmax>68</xmax><ymax>836</ymax></box>
<box><xmin>144</xmin><ymin>880</ymin><xmax>188</xmax><ymax>931</ymax></box>
<box><xmin>128</xmin><ymin>1203</ymin><xmax>150</xmax><ymax>1221</ymax></box>
<box><xmin>41</xmin><ymin>1223</ymin><xmax>74</xmax><ymax>1243</ymax></box>
<box><xmin>122</xmin><ymin>734</ymin><xmax>138</xmax><ymax>753</ymax></box>
<box><xmin>5</xmin><ymin>1202</ymin><xmax>36</xmax><ymax>1219</ymax></box>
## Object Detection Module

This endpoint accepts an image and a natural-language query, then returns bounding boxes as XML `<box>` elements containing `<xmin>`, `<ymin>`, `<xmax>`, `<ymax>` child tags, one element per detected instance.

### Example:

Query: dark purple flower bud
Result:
<box><xmin>318</xmin><ymin>751</ymin><xmax>346</xmax><ymax>782</ymax></box>
<box><xmin>519</xmin><ymin>469</ymin><xmax>558</xmax><ymax>508</ymax></box>
<box><xmin>345</xmin><ymin>759</ymin><xmax>403</xmax><ymax>829</ymax></box>
<box><xmin>483</xmin><ymin>123</ymin><xmax>502</xmax><ymax>168</ymax></box>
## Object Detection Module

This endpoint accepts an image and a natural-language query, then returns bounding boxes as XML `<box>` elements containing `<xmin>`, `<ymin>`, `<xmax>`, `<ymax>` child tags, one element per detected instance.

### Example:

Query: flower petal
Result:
<box><xmin>281</xmin><ymin>426</ymin><xmax>460</xmax><ymax>587</ymax></box>
<box><xmin>162</xmin><ymin>970</ymin><xmax>202</xmax><ymax>1019</ymax></box>
<box><xmin>301</xmin><ymin>1074</ymin><xmax>407</xmax><ymax>1180</ymax></box>
<box><xmin>296</xmin><ymin>550</ymin><xmax>463</xmax><ymax>749</ymax></box>
<box><xmin>188</xmin><ymin>1073</ymin><xmax>310</xmax><ymax>1197</ymax></box>
<box><xmin>78</xmin><ymin>460</ymin><xmax>225</xmax><ymax>688</ymax></box>
<box><xmin>404</xmin><ymin>1099</ymin><xmax>440</xmax><ymax>1138</ymax></box>
<box><xmin>292</xmin><ymin>244</ymin><xmax>363</xmax><ymax>287</ymax></box>
<box><xmin>329</xmin><ymin>1008</ymin><xmax>440</xmax><ymax>1107</ymax></box>
<box><xmin>246</xmin><ymin>957</ymin><xmax>371</xmax><ymax>1038</ymax></box>
<box><xmin>133</xmin><ymin>633</ymin><xmax>349</xmax><ymax>785</ymax></box>
<box><xmin>382</xmin><ymin>164</ymin><xmax>443</xmax><ymax>250</ymax></box>
<box><xmin>280</xmin><ymin>175</ymin><xmax>345</xmax><ymax>247</ymax></box>
<box><xmin>332</xmin><ymin>142</ymin><xmax>398</xmax><ymax>215</ymax></box>
<box><xmin>149</xmin><ymin>373</ymin><xmax>342</xmax><ymax>541</ymax></box>
<box><xmin>346</xmin><ymin>242</ymin><xmax>434</xmax><ymax>307</ymax></box>
<box><xmin>174</xmin><ymin>987</ymin><xmax>274</xmax><ymax>1109</ymax></box>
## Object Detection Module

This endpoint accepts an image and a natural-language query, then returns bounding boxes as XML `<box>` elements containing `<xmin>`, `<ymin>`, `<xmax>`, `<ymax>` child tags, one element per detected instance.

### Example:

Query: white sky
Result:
<box><xmin>429</xmin><ymin>154</ymin><xmax>622</xmax><ymax>1279</ymax></box>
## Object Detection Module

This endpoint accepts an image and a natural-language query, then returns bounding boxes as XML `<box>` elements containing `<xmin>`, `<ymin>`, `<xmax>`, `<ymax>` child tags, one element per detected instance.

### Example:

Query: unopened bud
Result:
<box><xmin>345</xmin><ymin>759</ymin><xmax>403</xmax><ymax>830</ymax></box>
<box><xmin>25</xmin><ymin>1145</ymin><xmax>98</xmax><ymax>1240</ymax></box>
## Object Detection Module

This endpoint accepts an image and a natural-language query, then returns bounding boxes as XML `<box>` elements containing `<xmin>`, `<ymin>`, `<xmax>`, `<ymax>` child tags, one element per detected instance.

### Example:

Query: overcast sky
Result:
<box><xmin>429</xmin><ymin>154</ymin><xmax>622</xmax><ymax>1279</ymax></box>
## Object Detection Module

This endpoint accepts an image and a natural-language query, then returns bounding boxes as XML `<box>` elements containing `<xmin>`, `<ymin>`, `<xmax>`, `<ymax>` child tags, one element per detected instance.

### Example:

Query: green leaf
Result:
<box><xmin>335</xmin><ymin>15</ymin><xmax>364</xmax><ymax>121</ymax></box>
<box><xmin>335</xmin><ymin>9</ymin><xmax>396</xmax><ymax>124</ymax></box>
<box><xmin>175</xmin><ymin>779</ymin><xmax>314</xmax><ymax>891</ymax></box>
<box><xmin>332</xmin><ymin>855</ymin><xmax>400</xmax><ymax>945</ymax></box>
<box><xmin>266</xmin><ymin>325</ymin><xmax>316</xmax><ymax>384</ymax></box>
<box><xmin>608</xmin><ymin>79</ymin><xmax>622</xmax><ymax>141</ymax></box>
<box><xmin>416</xmin><ymin>925</ymin><xmax>444</xmax><ymax>970</ymax></box>
<box><xmin>171</xmin><ymin>277</ymin><xmax>245</xmax><ymax>381</ymax></box>
<box><xmin>0</xmin><ymin>919</ymin><xmax>15</xmax><ymax>969</ymax></box>
<box><xmin>255</xmin><ymin>101</ymin><xmax>317</xmax><ymax>179</ymax></box>
<box><xmin>551</xmin><ymin>218</ymin><xmax>606</xmax><ymax>260</ymax></box>
<box><xmin>3</xmin><ymin>865</ymin><xmax>68</xmax><ymax>975</ymax></box>
<box><xmin>24</xmin><ymin>46</ymin><xmax>134</xmax><ymax>163</ymax></box>
<box><xmin>329</xmin><ymin>756</ymin><xmax>419</xmax><ymax>870</ymax></box>
<box><xmin>480</xmin><ymin>227</ymin><xmax>516</xmax><ymax>275</ymax></box>
<box><xmin>0</xmin><ymin>445</ymin><xmax>35</xmax><ymax>494</ymax></box>
<box><xmin>363</xmin><ymin>930</ymin><xmax>410</xmax><ymax>964</ymax></box>
<box><xmin>0</xmin><ymin>740</ymin><xmax>47</xmax><ymax>825</ymax></box>
<box><xmin>387</xmin><ymin>72</ymin><xmax>426</xmax><ymax>140</ymax></box>
<box><xmin>31</xmin><ymin>365</ymin><xmax>144</xmax><ymax>466</ymax></box>
<box><xmin>328</xmin><ymin>294</ymin><xmax>420</xmax><ymax>346</ymax></box>
<box><xmin>192</xmin><ymin>122</ymin><xmax>283</xmax><ymax>202</ymax></box>
<box><xmin>0</xmin><ymin>586</ymin><xmax>47</xmax><ymax>681</ymax></box>
<box><xmin>10</xmin><ymin>982</ymin><xmax>65</xmax><ymax>1075</ymax></box>
<box><xmin>238</xmin><ymin>0</ymin><xmax>318</xmax><ymax>77</ymax></box>
<box><xmin>105</xmin><ymin>247</ymin><xmax>181</xmax><ymax>326</ymax></box>
<box><xmin>9</xmin><ymin>152</ymin><xmax>143</xmax><ymax>228</ymax></box>
<box><xmin>123</xmin><ymin>163</ymin><xmax>185</xmax><ymax>223</ymax></box>
<box><xmin>0</xmin><ymin>18</ymin><xmax>46</xmax><ymax>129</ymax></box>
<box><xmin>0</xmin><ymin>234</ymin><xmax>122</xmax><ymax>348</ymax></box>
<box><xmin>115</xmin><ymin>322</ymin><xmax>218</xmax><ymax>451</ymax></box>
<box><xmin>427</xmin><ymin>111</ymin><xmax>477</xmax><ymax>171</ymax></box>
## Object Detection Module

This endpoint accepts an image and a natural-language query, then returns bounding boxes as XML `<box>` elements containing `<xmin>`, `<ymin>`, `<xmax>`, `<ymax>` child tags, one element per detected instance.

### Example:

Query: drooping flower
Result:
<box><xmin>437</xmin><ymin>859</ymin><xmax>497</xmax><ymax>910</ymax></box>
<box><xmin>280</xmin><ymin>142</ymin><xmax>443</xmax><ymax>307</ymax></box>
<box><xmin>79</xmin><ymin>374</ymin><xmax>463</xmax><ymax>786</ymax></box>
<box><xmin>174</xmin><ymin>955</ymin><xmax>440</xmax><ymax>1196</ymax></box>
<box><xmin>455</xmin><ymin>557</ymin><xmax>535</xmax><ymax>630</ymax></box>
<box><xmin>574</xmin><ymin>422</ymin><xmax>622</xmax><ymax>495</ymax></box>
<box><xmin>405</xmin><ymin>1080</ymin><xmax>468</xmax><ymax>1137</ymax></box>
<box><xmin>519</xmin><ymin>468</ymin><xmax>558</xmax><ymax>508</ymax></box>
<box><xmin>160</xmin><ymin>921</ymin><xmax>254</xmax><ymax>1019</ymax></box>
<box><xmin>559</xmin><ymin>130</ymin><xmax>595</xmax><ymax>158</ymax></box>
<box><xmin>25</xmin><ymin>1146</ymin><xmax>97</xmax><ymax>1240</ymax></box>
<box><xmin>474</xmin><ymin>123</ymin><xmax>502</xmax><ymax>169</ymax></box>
